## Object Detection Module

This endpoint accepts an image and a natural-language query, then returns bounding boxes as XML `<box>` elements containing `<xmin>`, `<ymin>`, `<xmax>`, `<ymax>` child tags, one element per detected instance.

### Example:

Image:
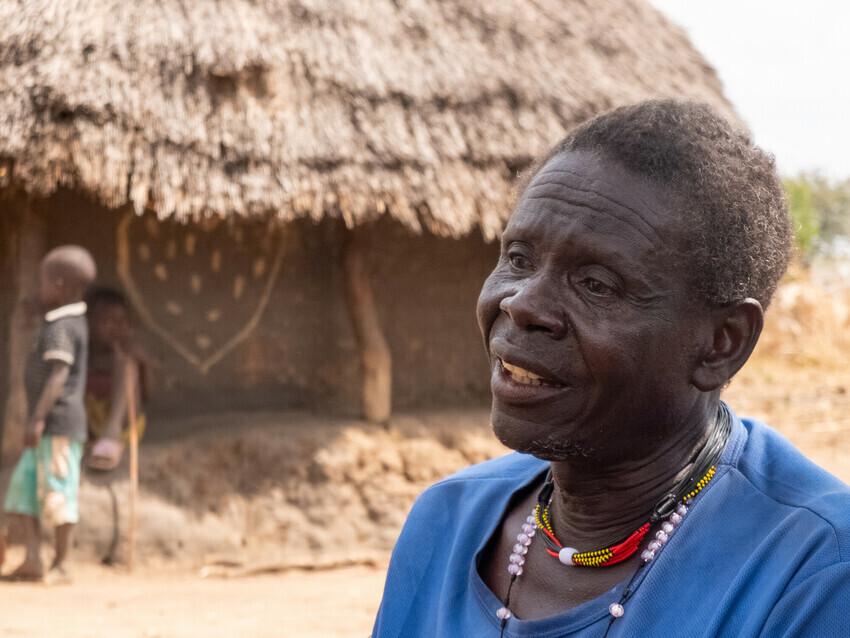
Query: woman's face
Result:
<box><xmin>90</xmin><ymin>303</ymin><xmax>131</xmax><ymax>345</ymax></box>
<box><xmin>476</xmin><ymin>151</ymin><xmax>709</xmax><ymax>463</ymax></box>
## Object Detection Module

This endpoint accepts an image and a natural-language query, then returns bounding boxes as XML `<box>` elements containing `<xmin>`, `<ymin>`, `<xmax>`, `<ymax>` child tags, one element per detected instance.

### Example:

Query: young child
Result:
<box><xmin>84</xmin><ymin>286</ymin><xmax>148</xmax><ymax>471</ymax></box>
<box><xmin>1</xmin><ymin>245</ymin><xmax>96</xmax><ymax>583</ymax></box>
<box><xmin>83</xmin><ymin>287</ymin><xmax>149</xmax><ymax>564</ymax></box>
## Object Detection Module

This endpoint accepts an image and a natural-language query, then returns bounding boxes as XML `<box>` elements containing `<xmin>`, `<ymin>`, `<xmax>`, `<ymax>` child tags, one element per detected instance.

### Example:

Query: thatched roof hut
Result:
<box><xmin>0</xmin><ymin>0</ymin><xmax>733</xmax><ymax>454</ymax></box>
<box><xmin>0</xmin><ymin>0</ymin><xmax>733</xmax><ymax>234</ymax></box>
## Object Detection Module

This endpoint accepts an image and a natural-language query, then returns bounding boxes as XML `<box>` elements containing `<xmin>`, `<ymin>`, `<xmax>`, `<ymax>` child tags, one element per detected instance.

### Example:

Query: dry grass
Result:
<box><xmin>724</xmin><ymin>265</ymin><xmax>850</xmax><ymax>480</ymax></box>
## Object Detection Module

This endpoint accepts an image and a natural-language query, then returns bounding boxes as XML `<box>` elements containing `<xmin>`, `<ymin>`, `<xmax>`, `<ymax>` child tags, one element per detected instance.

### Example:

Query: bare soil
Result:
<box><xmin>0</xmin><ymin>561</ymin><xmax>385</xmax><ymax>638</ymax></box>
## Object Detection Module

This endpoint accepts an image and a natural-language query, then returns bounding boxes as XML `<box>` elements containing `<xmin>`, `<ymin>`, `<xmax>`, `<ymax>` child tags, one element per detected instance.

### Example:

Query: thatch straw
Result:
<box><xmin>0</xmin><ymin>0</ymin><xmax>733</xmax><ymax>238</ymax></box>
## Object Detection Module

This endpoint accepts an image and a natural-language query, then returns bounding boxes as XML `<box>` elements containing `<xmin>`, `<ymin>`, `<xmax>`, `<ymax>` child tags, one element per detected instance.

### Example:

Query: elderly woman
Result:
<box><xmin>372</xmin><ymin>101</ymin><xmax>850</xmax><ymax>637</ymax></box>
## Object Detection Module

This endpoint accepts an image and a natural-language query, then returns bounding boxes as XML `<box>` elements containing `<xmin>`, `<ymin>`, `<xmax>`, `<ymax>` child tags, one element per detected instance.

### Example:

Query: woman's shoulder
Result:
<box><xmin>429</xmin><ymin>452</ymin><xmax>546</xmax><ymax>490</ymax></box>
<box><xmin>404</xmin><ymin>453</ymin><xmax>545</xmax><ymax>523</ymax></box>
<box><xmin>390</xmin><ymin>454</ymin><xmax>545</xmax><ymax>572</ymax></box>
<box><xmin>733</xmin><ymin>416</ymin><xmax>850</xmax><ymax>555</ymax></box>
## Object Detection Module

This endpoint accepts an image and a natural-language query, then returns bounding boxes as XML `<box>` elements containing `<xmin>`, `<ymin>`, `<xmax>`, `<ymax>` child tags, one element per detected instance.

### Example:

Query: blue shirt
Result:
<box><xmin>373</xmin><ymin>414</ymin><xmax>850</xmax><ymax>637</ymax></box>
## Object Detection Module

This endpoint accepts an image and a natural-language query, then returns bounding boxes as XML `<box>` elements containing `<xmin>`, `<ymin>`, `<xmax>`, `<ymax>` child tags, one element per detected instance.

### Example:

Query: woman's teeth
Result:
<box><xmin>501</xmin><ymin>360</ymin><xmax>546</xmax><ymax>386</ymax></box>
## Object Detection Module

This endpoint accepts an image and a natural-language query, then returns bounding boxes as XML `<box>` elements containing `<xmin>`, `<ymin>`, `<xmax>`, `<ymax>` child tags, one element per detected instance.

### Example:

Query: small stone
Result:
<box><xmin>517</xmin><ymin>533</ymin><xmax>530</xmax><ymax>545</ymax></box>
<box><xmin>507</xmin><ymin>563</ymin><xmax>523</xmax><ymax>576</ymax></box>
<box><xmin>676</xmin><ymin>504</ymin><xmax>688</xmax><ymax>517</ymax></box>
<box><xmin>609</xmin><ymin>603</ymin><xmax>625</xmax><ymax>618</ymax></box>
<box><xmin>509</xmin><ymin>553</ymin><xmax>523</xmax><ymax>564</ymax></box>
<box><xmin>521</xmin><ymin>523</ymin><xmax>533</xmax><ymax>534</ymax></box>
<box><xmin>669</xmin><ymin>513</ymin><xmax>683</xmax><ymax>525</ymax></box>
<box><xmin>655</xmin><ymin>530</ymin><xmax>669</xmax><ymax>543</ymax></box>
<box><xmin>661</xmin><ymin>521</ymin><xmax>675</xmax><ymax>534</ymax></box>
<box><xmin>641</xmin><ymin>549</ymin><xmax>655</xmax><ymax>563</ymax></box>
<box><xmin>648</xmin><ymin>540</ymin><xmax>662</xmax><ymax>552</ymax></box>
<box><xmin>558</xmin><ymin>547</ymin><xmax>577</xmax><ymax>566</ymax></box>
<box><xmin>496</xmin><ymin>607</ymin><xmax>512</xmax><ymax>620</ymax></box>
<box><xmin>526</xmin><ymin>515</ymin><xmax>535</xmax><ymax>524</ymax></box>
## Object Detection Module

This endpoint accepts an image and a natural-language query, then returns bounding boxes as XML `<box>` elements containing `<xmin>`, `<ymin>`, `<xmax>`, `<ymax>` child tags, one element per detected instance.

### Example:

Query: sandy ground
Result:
<box><xmin>0</xmin><ymin>563</ymin><xmax>385</xmax><ymax>638</ymax></box>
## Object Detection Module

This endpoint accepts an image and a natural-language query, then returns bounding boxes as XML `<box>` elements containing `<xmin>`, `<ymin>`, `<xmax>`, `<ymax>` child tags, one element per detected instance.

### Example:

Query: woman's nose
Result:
<box><xmin>499</xmin><ymin>288</ymin><xmax>566</xmax><ymax>338</ymax></box>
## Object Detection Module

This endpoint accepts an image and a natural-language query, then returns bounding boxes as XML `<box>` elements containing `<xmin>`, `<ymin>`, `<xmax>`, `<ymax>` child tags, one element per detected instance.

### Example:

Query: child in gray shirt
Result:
<box><xmin>1</xmin><ymin>245</ymin><xmax>96</xmax><ymax>583</ymax></box>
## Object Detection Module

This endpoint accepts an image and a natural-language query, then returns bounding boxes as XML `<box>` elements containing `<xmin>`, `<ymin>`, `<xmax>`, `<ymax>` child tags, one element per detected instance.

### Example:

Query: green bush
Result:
<box><xmin>783</xmin><ymin>174</ymin><xmax>850</xmax><ymax>259</ymax></box>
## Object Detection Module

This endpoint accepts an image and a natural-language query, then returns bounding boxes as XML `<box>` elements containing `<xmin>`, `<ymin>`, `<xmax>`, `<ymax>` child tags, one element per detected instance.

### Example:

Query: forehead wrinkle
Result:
<box><xmin>526</xmin><ymin>180</ymin><xmax>660</xmax><ymax>245</ymax></box>
<box><xmin>522</xmin><ymin>193</ymin><xmax>659</xmax><ymax>248</ymax></box>
<box><xmin>528</xmin><ymin>168</ymin><xmax>664</xmax><ymax>243</ymax></box>
<box><xmin>535</xmin><ymin>166</ymin><xmax>662</xmax><ymax>216</ymax></box>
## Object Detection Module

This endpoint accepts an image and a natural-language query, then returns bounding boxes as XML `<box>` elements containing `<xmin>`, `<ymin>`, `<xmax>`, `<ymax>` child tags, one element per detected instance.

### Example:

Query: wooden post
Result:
<box><xmin>0</xmin><ymin>210</ymin><xmax>15</xmax><ymax>469</ymax></box>
<box><xmin>125</xmin><ymin>358</ymin><xmax>139</xmax><ymax>571</ymax></box>
<box><xmin>342</xmin><ymin>229</ymin><xmax>391</xmax><ymax>424</ymax></box>
<box><xmin>1</xmin><ymin>204</ymin><xmax>44</xmax><ymax>467</ymax></box>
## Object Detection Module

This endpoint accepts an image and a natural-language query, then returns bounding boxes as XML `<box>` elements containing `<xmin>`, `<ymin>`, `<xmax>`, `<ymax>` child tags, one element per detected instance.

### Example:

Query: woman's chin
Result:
<box><xmin>490</xmin><ymin>409</ymin><xmax>594</xmax><ymax>461</ymax></box>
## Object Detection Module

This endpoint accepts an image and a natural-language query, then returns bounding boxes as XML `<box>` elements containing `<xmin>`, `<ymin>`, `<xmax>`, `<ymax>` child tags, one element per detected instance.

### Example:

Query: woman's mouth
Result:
<box><xmin>499</xmin><ymin>359</ymin><xmax>560</xmax><ymax>387</ymax></box>
<box><xmin>491</xmin><ymin>357</ymin><xmax>571</xmax><ymax>405</ymax></box>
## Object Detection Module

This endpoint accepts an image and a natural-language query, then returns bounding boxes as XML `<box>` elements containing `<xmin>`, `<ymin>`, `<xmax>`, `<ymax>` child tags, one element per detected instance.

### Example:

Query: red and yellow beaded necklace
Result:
<box><xmin>534</xmin><ymin>465</ymin><xmax>717</xmax><ymax>567</ymax></box>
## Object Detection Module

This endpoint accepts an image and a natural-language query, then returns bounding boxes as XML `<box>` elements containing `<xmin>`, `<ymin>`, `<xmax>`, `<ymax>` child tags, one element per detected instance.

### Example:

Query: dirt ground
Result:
<box><xmin>0</xmin><ymin>562</ymin><xmax>385</xmax><ymax>638</ymax></box>
<box><xmin>1</xmin><ymin>266</ymin><xmax>849</xmax><ymax>637</ymax></box>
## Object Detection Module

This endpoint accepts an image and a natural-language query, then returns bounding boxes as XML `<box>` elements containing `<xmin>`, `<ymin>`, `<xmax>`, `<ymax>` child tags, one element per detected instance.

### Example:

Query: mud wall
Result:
<box><xmin>27</xmin><ymin>191</ymin><xmax>497</xmax><ymax>429</ymax></box>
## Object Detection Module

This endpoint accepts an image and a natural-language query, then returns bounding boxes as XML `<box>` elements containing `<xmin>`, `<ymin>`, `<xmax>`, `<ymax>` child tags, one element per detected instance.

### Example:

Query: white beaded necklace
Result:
<box><xmin>496</xmin><ymin>500</ymin><xmax>690</xmax><ymax>628</ymax></box>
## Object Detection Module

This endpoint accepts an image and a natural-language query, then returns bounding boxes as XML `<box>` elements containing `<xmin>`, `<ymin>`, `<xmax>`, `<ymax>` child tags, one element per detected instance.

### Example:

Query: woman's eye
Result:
<box><xmin>508</xmin><ymin>253</ymin><xmax>532</xmax><ymax>271</ymax></box>
<box><xmin>581</xmin><ymin>278</ymin><xmax>615</xmax><ymax>297</ymax></box>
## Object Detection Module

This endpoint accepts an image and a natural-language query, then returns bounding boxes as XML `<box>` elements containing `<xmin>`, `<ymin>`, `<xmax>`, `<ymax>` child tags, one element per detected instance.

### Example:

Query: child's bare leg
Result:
<box><xmin>44</xmin><ymin>524</ymin><xmax>74</xmax><ymax>585</ymax></box>
<box><xmin>51</xmin><ymin>523</ymin><xmax>73</xmax><ymax>571</ymax></box>
<box><xmin>0</xmin><ymin>525</ymin><xmax>7</xmax><ymax>569</ymax></box>
<box><xmin>105</xmin><ymin>353</ymin><xmax>132</xmax><ymax>441</ymax></box>
<box><xmin>7</xmin><ymin>514</ymin><xmax>43</xmax><ymax>579</ymax></box>
<box><xmin>87</xmin><ymin>356</ymin><xmax>135</xmax><ymax>472</ymax></box>
<box><xmin>102</xmin><ymin>420</ymin><xmax>123</xmax><ymax>440</ymax></box>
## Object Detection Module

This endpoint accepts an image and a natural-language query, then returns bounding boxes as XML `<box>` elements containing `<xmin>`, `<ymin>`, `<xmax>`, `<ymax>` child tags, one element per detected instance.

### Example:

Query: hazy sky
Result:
<box><xmin>650</xmin><ymin>0</ymin><xmax>850</xmax><ymax>178</ymax></box>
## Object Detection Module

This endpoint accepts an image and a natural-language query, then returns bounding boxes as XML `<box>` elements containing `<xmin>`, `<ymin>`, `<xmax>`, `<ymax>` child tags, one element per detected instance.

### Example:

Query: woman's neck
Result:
<box><xmin>547</xmin><ymin>400</ymin><xmax>719</xmax><ymax>548</ymax></box>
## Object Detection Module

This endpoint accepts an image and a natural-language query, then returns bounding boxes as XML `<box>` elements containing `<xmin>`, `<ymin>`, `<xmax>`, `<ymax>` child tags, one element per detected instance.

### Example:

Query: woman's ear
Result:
<box><xmin>692</xmin><ymin>298</ymin><xmax>764</xmax><ymax>392</ymax></box>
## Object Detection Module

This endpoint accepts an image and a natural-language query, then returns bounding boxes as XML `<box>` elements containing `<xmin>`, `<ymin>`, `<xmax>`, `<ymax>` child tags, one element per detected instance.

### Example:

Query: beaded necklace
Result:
<box><xmin>533</xmin><ymin>465</ymin><xmax>716</xmax><ymax>568</ymax></box>
<box><xmin>496</xmin><ymin>405</ymin><xmax>732</xmax><ymax>635</ymax></box>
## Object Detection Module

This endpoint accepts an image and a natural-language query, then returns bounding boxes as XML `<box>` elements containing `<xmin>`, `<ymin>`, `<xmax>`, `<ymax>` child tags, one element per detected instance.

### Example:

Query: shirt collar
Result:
<box><xmin>44</xmin><ymin>301</ymin><xmax>87</xmax><ymax>322</ymax></box>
